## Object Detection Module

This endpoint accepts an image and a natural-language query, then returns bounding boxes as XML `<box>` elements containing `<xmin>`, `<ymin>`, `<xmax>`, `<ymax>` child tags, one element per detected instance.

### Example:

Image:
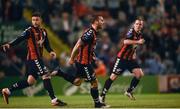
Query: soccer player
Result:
<box><xmin>55</xmin><ymin>15</ymin><xmax>106</xmax><ymax>108</ymax></box>
<box><xmin>50</xmin><ymin>52</ymin><xmax>98</xmax><ymax>86</ymax></box>
<box><xmin>1</xmin><ymin>12</ymin><xmax>67</xmax><ymax>106</ymax></box>
<box><xmin>100</xmin><ymin>18</ymin><xmax>145</xmax><ymax>104</ymax></box>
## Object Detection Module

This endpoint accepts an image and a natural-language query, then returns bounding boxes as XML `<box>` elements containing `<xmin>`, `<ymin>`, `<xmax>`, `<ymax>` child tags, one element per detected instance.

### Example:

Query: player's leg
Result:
<box><xmin>51</xmin><ymin>67</ymin><xmax>82</xmax><ymax>86</ymax></box>
<box><xmin>100</xmin><ymin>73</ymin><xmax>118</xmax><ymax>103</ymax></box>
<box><xmin>90</xmin><ymin>79</ymin><xmax>102</xmax><ymax>107</ymax></box>
<box><xmin>2</xmin><ymin>59</ymin><xmax>40</xmax><ymax>104</ymax></box>
<box><xmin>41</xmin><ymin>73</ymin><xmax>67</xmax><ymax>106</ymax></box>
<box><xmin>125</xmin><ymin>61</ymin><xmax>144</xmax><ymax>100</ymax></box>
<box><xmin>80</xmin><ymin>63</ymin><xmax>107</xmax><ymax>108</ymax></box>
<box><xmin>89</xmin><ymin>79</ymin><xmax>109</xmax><ymax>108</ymax></box>
<box><xmin>36</xmin><ymin>59</ymin><xmax>67</xmax><ymax>106</ymax></box>
<box><xmin>100</xmin><ymin>58</ymin><xmax>125</xmax><ymax>103</ymax></box>
<box><xmin>127</xmin><ymin>68</ymin><xmax>144</xmax><ymax>93</ymax></box>
<box><xmin>2</xmin><ymin>75</ymin><xmax>36</xmax><ymax>104</ymax></box>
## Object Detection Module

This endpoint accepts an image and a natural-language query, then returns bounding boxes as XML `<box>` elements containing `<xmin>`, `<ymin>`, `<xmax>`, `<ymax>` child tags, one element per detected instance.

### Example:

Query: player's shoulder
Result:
<box><xmin>24</xmin><ymin>26</ymin><xmax>32</xmax><ymax>32</ymax></box>
<box><xmin>126</xmin><ymin>28</ymin><xmax>134</xmax><ymax>38</ymax></box>
<box><xmin>84</xmin><ymin>27</ymin><xmax>94</xmax><ymax>36</ymax></box>
<box><xmin>83</xmin><ymin>28</ymin><xmax>94</xmax><ymax>38</ymax></box>
<box><xmin>21</xmin><ymin>26</ymin><xmax>32</xmax><ymax>36</ymax></box>
<box><xmin>40</xmin><ymin>28</ymin><xmax>47</xmax><ymax>36</ymax></box>
<box><xmin>127</xmin><ymin>28</ymin><xmax>134</xmax><ymax>35</ymax></box>
<box><xmin>40</xmin><ymin>27</ymin><xmax>46</xmax><ymax>31</ymax></box>
<box><xmin>81</xmin><ymin>27</ymin><xmax>95</xmax><ymax>42</ymax></box>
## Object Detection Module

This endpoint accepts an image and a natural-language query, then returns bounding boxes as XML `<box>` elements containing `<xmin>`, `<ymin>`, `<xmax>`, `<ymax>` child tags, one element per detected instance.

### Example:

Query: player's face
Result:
<box><xmin>32</xmin><ymin>16</ymin><xmax>41</xmax><ymax>27</ymax></box>
<box><xmin>97</xmin><ymin>16</ymin><xmax>105</xmax><ymax>30</ymax></box>
<box><xmin>134</xmin><ymin>20</ymin><xmax>143</xmax><ymax>32</ymax></box>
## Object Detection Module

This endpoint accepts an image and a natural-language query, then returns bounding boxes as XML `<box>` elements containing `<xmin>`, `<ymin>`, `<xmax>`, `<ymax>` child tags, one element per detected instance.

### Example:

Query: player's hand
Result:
<box><xmin>92</xmin><ymin>56</ymin><xmax>97</xmax><ymax>61</ymax></box>
<box><xmin>2</xmin><ymin>44</ymin><xmax>10</xmax><ymax>52</ymax></box>
<box><xmin>137</xmin><ymin>39</ymin><xmax>145</xmax><ymax>44</ymax></box>
<box><xmin>68</xmin><ymin>58</ymin><xmax>74</xmax><ymax>65</ymax></box>
<box><xmin>50</xmin><ymin>51</ymin><xmax>56</xmax><ymax>59</ymax></box>
<box><xmin>92</xmin><ymin>52</ymin><xmax>97</xmax><ymax>61</ymax></box>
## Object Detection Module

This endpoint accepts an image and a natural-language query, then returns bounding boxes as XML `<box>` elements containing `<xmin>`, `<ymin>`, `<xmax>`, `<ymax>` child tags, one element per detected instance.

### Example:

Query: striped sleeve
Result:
<box><xmin>10</xmin><ymin>27</ymin><xmax>30</xmax><ymax>46</ymax></box>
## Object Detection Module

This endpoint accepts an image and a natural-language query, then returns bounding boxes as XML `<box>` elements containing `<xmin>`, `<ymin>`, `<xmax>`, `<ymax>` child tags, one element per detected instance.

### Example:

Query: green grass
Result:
<box><xmin>0</xmin><ymin>94</ymin><xmax>180</xmax><ymax>108</ymax></box>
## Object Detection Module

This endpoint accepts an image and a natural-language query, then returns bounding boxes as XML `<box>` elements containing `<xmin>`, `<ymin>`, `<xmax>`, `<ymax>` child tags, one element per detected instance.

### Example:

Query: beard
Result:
<box><xmin>97</xmin><ymin>25</ymin><xmax>103</xmax><ymax>30</ymax></box>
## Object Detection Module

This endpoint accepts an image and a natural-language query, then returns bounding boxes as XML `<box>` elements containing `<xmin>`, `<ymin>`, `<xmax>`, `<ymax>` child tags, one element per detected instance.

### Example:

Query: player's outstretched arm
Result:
<box><xmin>1</xmin><ymin>43</ymin><xmax>10</xmax><ymax>52</ymax></box>
<box><xmin>1</xmin><ymin>29</ymin><xmax>30</xmax><ymax>52</ymax></box>
<box><xmin>10</xmin><ymin>29</ymin><xmax>30</xmax><ymax>47</ymax></box>
<box><xmin>69</xmin><ymin>39</ymin><xmax>83</xmax><ymax>65</ymax></box>
<box><xmin>123</xmin><ymin>38</ymin><xmax>145</xmax><ymax>45</ymax></box>
<box><xmin>43</xmin><ymin>31</ymin><xmax>56</xmax><ymax>59</ymax></box>
<box><xmin>43</xmin><ymin>31</ymin><xmax>53</xmax><ymax>53</ymax></box>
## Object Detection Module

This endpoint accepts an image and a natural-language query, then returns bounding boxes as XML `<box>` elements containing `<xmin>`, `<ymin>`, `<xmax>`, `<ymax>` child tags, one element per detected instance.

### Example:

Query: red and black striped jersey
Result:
<box><xmin>76</xmin><ymin>27</ymin><xmax>97</xmax><ymax>65</ymax></box>
<box><xmin>117</xmin><ymin>28</ymin><xmax>142</xmax><ymax>60</ymax></box>
<box><xmin>9</xmin><ymin>26</ymin><xmax>53</xmax><ymax>60</ymax></box>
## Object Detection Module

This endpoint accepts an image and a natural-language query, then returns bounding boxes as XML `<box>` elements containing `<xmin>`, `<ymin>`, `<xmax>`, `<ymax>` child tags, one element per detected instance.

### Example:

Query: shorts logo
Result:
<box><xmin>34</xmin><ymin>60</ymin><xmax>43</xmax><ymax>74</ymax></box>
<box><xmin>84</xmin><ymin>67</ymin><xmax>91</xmax><ymax>81</ymax></box>
<box><xmin>113</xmin><ymin>59</ymin><xmax>120</xmax><ymax>72</ymax></box>
<box><xmin>116</xmin><ymin>68</ymin><xmax>122</xmax><ymax>73</ymax></box>
<box><xmin>43</xmin><ymin>66</ymin><xmax>48</xmax><ymax>73</ymax></box>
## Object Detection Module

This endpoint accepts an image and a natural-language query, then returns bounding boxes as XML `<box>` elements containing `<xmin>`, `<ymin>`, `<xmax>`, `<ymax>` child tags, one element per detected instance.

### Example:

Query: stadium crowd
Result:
<box><xmin>0</xmin><ymin>0</ymin><xmax>180</xmax><ymax>78</ymax></box>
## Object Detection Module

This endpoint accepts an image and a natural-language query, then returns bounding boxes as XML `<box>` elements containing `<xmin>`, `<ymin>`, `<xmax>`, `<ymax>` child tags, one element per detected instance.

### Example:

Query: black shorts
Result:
<box><xmin>112</xmin><ymin>58</ymin><xmax>140</xmax><ymax>75</ymax></box>
<box><xmin>26</xmin><ymin>59</ymin><xmax>49</xmax><ymax>79</ymax></box>
<box><xmin>75</xmin><ymin>62</ymin><xmax>96</xmax><ymax>82</ymax></box>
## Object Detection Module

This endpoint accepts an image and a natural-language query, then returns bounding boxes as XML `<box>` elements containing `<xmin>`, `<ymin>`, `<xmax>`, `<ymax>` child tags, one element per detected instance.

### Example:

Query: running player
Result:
<box><xmin>100</xmin><ymin>17</ymin><xmax>145</xmax><ymax>104</ymax></box>
<box><xmin>58</xmin><ymin>15</ymin><xmax>106</xmax><ymax>108</ymax></box>
<box><xmin>1</xmin><ymin>12</ymin><xmax>67</xmax><ymax>106</ymax></box>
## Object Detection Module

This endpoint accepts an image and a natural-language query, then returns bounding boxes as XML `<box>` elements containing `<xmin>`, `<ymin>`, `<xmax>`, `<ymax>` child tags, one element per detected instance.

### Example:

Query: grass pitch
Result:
<box><xmin>0</xmin><ymin>94</ymin><xmax>180</xmax><ymax>108</ymax></box>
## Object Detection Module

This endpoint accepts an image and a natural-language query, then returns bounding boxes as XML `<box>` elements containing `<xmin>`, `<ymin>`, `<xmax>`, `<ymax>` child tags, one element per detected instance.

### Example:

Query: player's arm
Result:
<box><xmin>124</xmin><ymin>39</ymin><xmax>145</xmax><ymax>45</ymax></box>
<box><xmin>123</xmin><ymin>29</ymin><xmax>145</xmax><ymax>45</ymax></box>
<box><xmin>69</xmin><ymin>38</ymin><xmax>83</xmax><ymax>65</ymax></box>
<box><xmin>69</xmin><ymin>29</ymin><xmax>93</xmax><ymax>64</ymax></box>
<box><xmin>43</xmin><ymin>30</ymin><xmax>56</xmax><ymax>59</ymax></box>
<box><xmin>2</xmin><ymin>29</ymin><xmax>30</xmax><ymax>52</ymax></box>
<box><xmin>92</xmin><ymin>52</ymin><xmax>97</xmax><ymax>61</ymax></box>
<box><xmin>92</xmin><ymin>52</ymin><xmax>98</xmax><ymax>68</ymax></box>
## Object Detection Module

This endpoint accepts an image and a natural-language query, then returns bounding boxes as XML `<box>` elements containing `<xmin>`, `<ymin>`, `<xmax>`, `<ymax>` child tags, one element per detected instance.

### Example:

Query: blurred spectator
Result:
<box><xmin>60</xmin><ymin>0</ymin><xmax>73</xmax><ymax>14</ymax></box>
<box><xmin>127</xmin><ymin>0</ymin><xmax>137</xmax><ymax>22</ymax></box>
<box><xmin>73</xmin><ymin>0</ymin><xmax>92</xmax><ymax>18</ymax></box>
<box><xmin>2</xmin><ymin>0</ymin><xmax>13</xmax><ymax>22</ymax></box>
<box><xmin>0</xmin><ymin>53</ymin><xmax>25</xmax><ymax>76</ymax></box>
<box><xmin>0</xmin><ymin>1</ymin><xmax>2</xmax><ymax>22</ymax></box>
<box><xmin>49</xmin><ymin>12</ymin><xmax>61</xmax><ymax>32</ymax></box>
<box><xmin>106</xmin><ymin>0</ymin><xmax>120</xmax><ymax>18</ymax></box>
<box><xmin>105</xmin><ymin>16</ymin><xmax>119</xmax><ymax>43</ymax></box>
<box><xmin>176</xmin><ymin>45</ymin><xmax>180</xmax><ymax>73</ymax></box>
<box><xmin>11</xmin><ymin>0</ymin><xmax>24</xmax><ymax>21</ymax></box>
<box><xmin>91</xmin><ymin>0</ymin><xmax>106</xmax><ymax>11</ymax></box>
<box><xmin>94</xmin><ymin>59</ymin><xmax>107</xmax><ymax>77</ymax></box>
<box><xmin>1</xmin><ymin>0</ymin><xmax>24</xmax><ymax>22</ymax></box>
<box><xmin>56</xmin><ymin>12</ymin><xmax>73</xmax><ymax>45</ymax></box>
<box><xmin>144</xmin><ymin>53</ymin><xmax>165</xmax><ymax>75</ymax></box>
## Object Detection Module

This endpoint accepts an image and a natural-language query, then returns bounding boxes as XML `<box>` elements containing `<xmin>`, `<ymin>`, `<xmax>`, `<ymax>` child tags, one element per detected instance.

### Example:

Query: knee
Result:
<box><xmin>42</xmin><ymin>73</ymin><xmax>51</xmax><ymax>80</ymax></box>
<box><xmin>90</xmin><ymin>79</ymin><xmax>98</xmax><ymax>88</ymax></box>
<box><xmin>110</xmin><ymin>73</ymin><xmax>118</xmax><ymax>81</ymax></box>
<box><xmin>73</xmin><ymin>78</ymin><xmax>82</xmax><ymax>86</ymax></box>
<box><xmin>50</xmin><ymin>70</ymin><xmax>58</xmax><ymax>76</ymax></box>
<box><xmin>27</xmin><ymin>77</ymin><xmax>36</xmax><ymax>85</ymax></box>
<box><xmin>134</xmin><ymin>70</ymin><xmax>144</xmax><ymax>79</ymax></box>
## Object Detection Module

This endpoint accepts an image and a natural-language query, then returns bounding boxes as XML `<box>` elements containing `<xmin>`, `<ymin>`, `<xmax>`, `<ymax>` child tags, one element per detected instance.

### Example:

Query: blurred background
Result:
<box><xmin>0</xmin><ymin>0</ymin><xmax>180</xmax><ymax>96</ymax></box>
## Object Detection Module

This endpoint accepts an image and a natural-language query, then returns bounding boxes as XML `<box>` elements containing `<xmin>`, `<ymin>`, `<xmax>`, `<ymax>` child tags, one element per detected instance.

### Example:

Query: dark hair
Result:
<box><xmin>136</xmin><ymin>16</ymin><xmax>144</xmax><ymax>21</ymax></box>
<box><xmin>91</xmin><ymin>15</ymin><xmax>102</xmax><ymax>23</ymax></box>
<box><xmin>32</xmin><ymin>12</ymin><xmax>41</xmax><ymax>17</ymax></box>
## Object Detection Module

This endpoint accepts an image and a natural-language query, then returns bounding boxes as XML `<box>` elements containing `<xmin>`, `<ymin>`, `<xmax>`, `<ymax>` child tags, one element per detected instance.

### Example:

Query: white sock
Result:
<box><xmin>51</xmin><ymin>98</ymin><xmax>57</xmax><ymax>103</ymax></box>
